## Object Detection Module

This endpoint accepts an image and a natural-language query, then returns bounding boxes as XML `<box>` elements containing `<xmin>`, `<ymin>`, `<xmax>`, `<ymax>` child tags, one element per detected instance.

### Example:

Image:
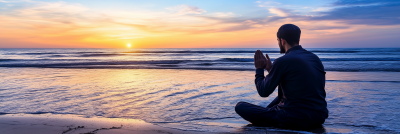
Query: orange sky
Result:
<box><xmin>0</xmin><ymin>0</ymin><xmax>399</xmax><ymax>48</ymax></box>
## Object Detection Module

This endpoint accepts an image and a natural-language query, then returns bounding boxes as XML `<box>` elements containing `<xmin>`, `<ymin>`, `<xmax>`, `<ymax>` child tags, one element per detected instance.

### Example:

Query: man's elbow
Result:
<box><xmin>257</xmin><ymin>92</ymin><xmax>269</xmax><ymax>98</ymax></box>
<box><xmin>255</xmin><ymin>83</ymin><xmax>271</xmax><ymax>97</ymax></box>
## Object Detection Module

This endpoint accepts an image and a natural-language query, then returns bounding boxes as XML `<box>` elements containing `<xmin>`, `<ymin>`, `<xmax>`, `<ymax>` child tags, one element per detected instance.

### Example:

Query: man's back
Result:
<box><xmin>273</xmin><ymin>46</ymin><xmax>328</xmax><ymax>114</ymax></box>
<box><xmin>251</xmin><ymin>45</ymin><xmax>328</xmax><ymax>128</ymax></box>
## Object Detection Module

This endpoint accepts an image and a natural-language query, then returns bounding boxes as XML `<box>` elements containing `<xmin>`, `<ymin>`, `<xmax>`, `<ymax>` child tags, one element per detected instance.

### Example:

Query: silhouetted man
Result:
<box><xmin>235</xmin><ymin>24</ymin><xmax>328</xmax><ymax>129</ymax></box>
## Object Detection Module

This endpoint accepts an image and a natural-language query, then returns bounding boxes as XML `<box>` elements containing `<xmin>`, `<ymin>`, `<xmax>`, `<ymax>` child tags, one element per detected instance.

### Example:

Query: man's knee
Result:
<box><xmin>235</xmin><ymin>101</ymin><xmax>248</xmax><ymax>115</ymax></box>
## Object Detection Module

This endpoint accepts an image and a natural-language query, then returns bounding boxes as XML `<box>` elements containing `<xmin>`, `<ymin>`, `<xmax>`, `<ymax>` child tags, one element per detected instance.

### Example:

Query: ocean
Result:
<box><xmin>1</xmin><ymin>48</ymin><xmax>400</xmax><ymax>133</ymax></box>
<box><xmin>1</xmin><ymin>48</ymin><xmax>400</xmax><ymax>71</ymax></box>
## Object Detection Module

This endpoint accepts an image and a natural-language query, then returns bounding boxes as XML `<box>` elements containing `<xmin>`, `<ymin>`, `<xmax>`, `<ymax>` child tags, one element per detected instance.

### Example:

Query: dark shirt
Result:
<box><xmin>255</xmin><ymin>45</ymin><xmax>328</xmax><ymax>118</ymax></box>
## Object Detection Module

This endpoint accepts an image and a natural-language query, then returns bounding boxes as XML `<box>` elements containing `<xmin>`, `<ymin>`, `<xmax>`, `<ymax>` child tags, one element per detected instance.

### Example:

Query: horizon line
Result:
<box><xmin>1</xmin><ymin>47</ymin><xmax>400</xmax><ymax>49</ymax></box>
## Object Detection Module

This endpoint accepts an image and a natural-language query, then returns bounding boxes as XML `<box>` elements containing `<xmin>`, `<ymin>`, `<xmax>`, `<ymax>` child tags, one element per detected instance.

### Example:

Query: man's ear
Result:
<box><xmin>280</xmin><ymin>39</ymin><xmax>286</xmax><ymax>46</ymax></box>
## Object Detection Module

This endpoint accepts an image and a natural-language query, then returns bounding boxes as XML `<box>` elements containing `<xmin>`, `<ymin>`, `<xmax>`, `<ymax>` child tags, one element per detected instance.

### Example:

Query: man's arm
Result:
<box><xmin>255</xmin><ymin>59</ymin><xmax>285</xmax><ymax>97</ymax></box>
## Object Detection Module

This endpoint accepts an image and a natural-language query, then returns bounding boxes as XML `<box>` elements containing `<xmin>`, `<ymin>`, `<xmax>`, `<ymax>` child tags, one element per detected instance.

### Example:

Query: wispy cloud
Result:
<box><xmin>331</xmin><ymin>0</ymin><xmax>397</xmax><ymax>6</ymax></box>
<box><xmin>212</xmin><ymin>12</ymin><xmax>236</xmax><ymax>18</ymax></box>
<box><xmin>307</xmin><ymin>0</ymin><xmax>400</xmax><ymax>25</ymax></box>
<box><xmin>256</xmin><ymin>1</ymin><xmax>281</xmax><ymax>7</ymax></box>
<box><xmin>268</xmin><ymin>8</ymin><xmax>288</xmax><ymax>17</ymax></box>
<box><xmin>253</xmin><ymin>0</ymin><xmax>400</xmax><ymax>27</ymax></box>
<box><xmin>166</xmin><ymin>5</ymin><xmax>206</xmax><ymax>15</ymax></box>
<box><xmin>0</xmin><ymin>1</ymin><xmax>274</xmax><ymax>48</ymax></box>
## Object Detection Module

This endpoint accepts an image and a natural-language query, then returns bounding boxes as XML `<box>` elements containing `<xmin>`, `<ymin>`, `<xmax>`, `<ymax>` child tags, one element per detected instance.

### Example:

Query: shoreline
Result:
<box><xmin>0</xmin><ymin>113</ymin><xmax>214</xmax><ymax>134</ymax></box>
<box><xmin>1</xmin><ymin>113</ymin><xmax>390</xmax><ymax>134</ymax></box>
<box><xmin>0</xmin><ymin>113</ymin><xmax>362</xmax><ymax>134</ymax></box>
<box><xmin>0</xmin><ymin>113</ymin><xmax>349</xmax><ymax>134</ymax></box>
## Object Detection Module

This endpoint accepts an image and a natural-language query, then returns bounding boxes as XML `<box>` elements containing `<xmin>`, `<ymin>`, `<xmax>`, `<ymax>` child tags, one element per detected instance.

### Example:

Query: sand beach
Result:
<box><xmin>0</xmin><ymin>113</ymin><xmax>357</xmax><ymax>134</ymax></box>
<box><xmin>0</xmin><ymin>113</ymin><xmax>211</xmax><ymax>134</ymax></box>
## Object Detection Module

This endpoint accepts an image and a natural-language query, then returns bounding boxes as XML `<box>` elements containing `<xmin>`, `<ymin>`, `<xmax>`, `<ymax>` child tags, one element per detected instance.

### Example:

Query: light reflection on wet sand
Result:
<box><xmin>1</xmin><ymin>68</ymin><xmax>400</xmax><ymax>133</ymax></box>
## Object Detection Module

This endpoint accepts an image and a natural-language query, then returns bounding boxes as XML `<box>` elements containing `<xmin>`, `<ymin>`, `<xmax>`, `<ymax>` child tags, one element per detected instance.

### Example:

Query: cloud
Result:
<box><xmin>166</xmin><ymin>5</ymin><xmax>206</xmax><ymax>15</ymax></box>
<box><xmin>1</xmin><ymin>0</ymin><xmax>272</xmax><ymax>46</ymax></box>
<box><xmin>252</xmin><ymin>0</ymin><xmax>400</xmax><ymax>26</ymax></box>
<box><xmin>4</xmin><ymin>0</ymin><xmax>373</xmax><ymax>40</ymax></box>
<box><xmin>307</xmin><ymin>1</ymin><xmax>400</xmax><ymax>25</ymax></box>
<box><xmin>0</xmin><ymin>0</ymin><xmax>20</xmax><ymax>3</ymax></box>
<box><xmin>1</xmin><ymin>0</ymin><xmax>399</xmax><ymax>48</ymax></box>
<box><xmin>311</xmin><ymin>7</ymin><xmax>332</xmax><ymax>12</ymax></box>
<box><xmin>331</xmin><ymin>0</ymin><xmax>398</xmax><ymax>6</ymax></box>
<box><xmin>264</xmin><ymin>16</ymin><xmax>286</xmax><ymax>23</ymax></box>
<box><xmin>268</xmin><ymin>8</ymin><xmax>288</xmax><ymax>17</ymax></box>
<box><xmin>256</xmin><ymin>1</ymin><xmax>281</xmax><ymax>7</ymax></box>
<box><xmin>212</xmin><ymin>12</ymin><xmax>236</xmax><ymax>18</ymax></box>
<box><xmin>304</xmin><ymin>26</ymin><xmax>350</xmax><ymax>30</ymax></box>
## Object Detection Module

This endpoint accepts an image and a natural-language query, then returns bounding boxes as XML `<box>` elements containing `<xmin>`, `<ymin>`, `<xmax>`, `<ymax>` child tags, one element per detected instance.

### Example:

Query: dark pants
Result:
<box><xmin>235</xmin><ymin>97</ymin><xmax>326</xmax><ymax>130</ymax></box>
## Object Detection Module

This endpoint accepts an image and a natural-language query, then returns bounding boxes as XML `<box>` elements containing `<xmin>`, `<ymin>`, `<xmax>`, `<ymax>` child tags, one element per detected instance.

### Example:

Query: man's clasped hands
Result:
<box><xmin>254</xmin><ymin>50</ymin><xmax>272</xmax><ymax>72</ymax></box>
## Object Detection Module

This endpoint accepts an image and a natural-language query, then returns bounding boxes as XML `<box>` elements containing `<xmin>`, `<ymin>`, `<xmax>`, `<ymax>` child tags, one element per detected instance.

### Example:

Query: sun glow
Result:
<box><xmin>0</xmin><ymin>0</ymin><xmax>397</xmax><ymax>48</ymax></box>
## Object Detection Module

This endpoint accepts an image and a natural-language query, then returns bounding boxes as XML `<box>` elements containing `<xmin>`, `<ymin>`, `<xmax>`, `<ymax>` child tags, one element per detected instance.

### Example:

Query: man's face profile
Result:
<box><xmin>278</xmin><ymin>38</ymin><xmax>285</xmax><ymax>54</ymax></box>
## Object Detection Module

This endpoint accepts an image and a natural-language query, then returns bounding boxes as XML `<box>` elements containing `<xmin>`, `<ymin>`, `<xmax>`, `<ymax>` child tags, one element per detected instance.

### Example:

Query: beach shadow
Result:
<box><xmin>238</xmin><ymin>124</ymin><xmax>326</xmax><ymax>134</ymax></box>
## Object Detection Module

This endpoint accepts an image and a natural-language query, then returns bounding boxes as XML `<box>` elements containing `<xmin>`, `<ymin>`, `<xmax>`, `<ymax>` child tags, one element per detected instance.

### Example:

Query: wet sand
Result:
<box><xmin>0</xmin><ymin>113</ymin><xmax>212</xmax><ymax>134</ymax></box>
<box><xmin>0</xmin><ymin>113</ymin><xmax>314</xmax><ymax>134</ymax></box>
<box><xmin>0</xmin><ymin>113</ymin><xmax>357</xmax><ymax>134</ymax></box>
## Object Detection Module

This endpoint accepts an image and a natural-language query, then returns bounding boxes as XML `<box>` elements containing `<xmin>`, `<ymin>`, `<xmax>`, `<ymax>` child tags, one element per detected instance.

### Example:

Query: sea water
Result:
<box><xmin>0</xmin><ymin>48</ymin><xmax>400</xmax><ymax>133</ymax></box>
<box><xmin>1</xmin><ymin>48</ymin><xmax>399</xmax><ymax>71</ymax></box>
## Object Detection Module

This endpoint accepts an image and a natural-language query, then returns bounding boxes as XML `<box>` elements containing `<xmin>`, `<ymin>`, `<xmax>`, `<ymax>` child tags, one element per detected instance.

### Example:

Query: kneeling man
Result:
<box><xmin>235</xmin><ymin>24</ymin><xmax>328</xmax><ymax>129</ymax></box>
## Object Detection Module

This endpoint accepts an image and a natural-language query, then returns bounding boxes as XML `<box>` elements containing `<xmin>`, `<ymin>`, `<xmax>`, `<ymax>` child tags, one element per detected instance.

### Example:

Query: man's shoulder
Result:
<box><xmin>287</xmin><ymin>48</ymin><xmax>320</xmax><ymax>60</ymax></box>
<box><xmin>276</xmin><ymin>49</ymin><xmax>321</xmax><ymax>65</ymax></box>
<box><xmin>302</xmin><ymin>48</ymin><xmax>320</xmax><ymax>57</ymax></box>
<box><xmin>276</xmin><ymin>51</ymin><xmax>300</xmax><ymax>61</ymax></box>
<box><xmin>272</xmin><ymin>55</ymin><xmax>291</xmax><ymax>66</ymax></box>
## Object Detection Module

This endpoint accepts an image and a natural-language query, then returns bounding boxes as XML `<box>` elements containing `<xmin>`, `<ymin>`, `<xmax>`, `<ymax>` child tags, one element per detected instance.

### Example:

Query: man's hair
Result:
<box><xmin>277</xmin><ymin>24</ymin><xmax>301</xmax><ymax>46</ymax></box>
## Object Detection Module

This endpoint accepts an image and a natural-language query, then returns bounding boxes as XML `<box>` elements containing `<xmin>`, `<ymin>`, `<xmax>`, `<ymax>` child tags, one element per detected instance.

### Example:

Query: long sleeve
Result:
<box><xmin>254</xmin><ymin>59</ymin><xmax>285</xmax><ymax>97</ymax></box>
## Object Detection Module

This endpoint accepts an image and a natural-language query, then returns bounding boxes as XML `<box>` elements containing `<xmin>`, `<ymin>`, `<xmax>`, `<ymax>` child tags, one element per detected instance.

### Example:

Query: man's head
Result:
<box><xmin>277</xmin><ymin>24</ymin><xmax>301</xmax><ymax>54</ymax></box>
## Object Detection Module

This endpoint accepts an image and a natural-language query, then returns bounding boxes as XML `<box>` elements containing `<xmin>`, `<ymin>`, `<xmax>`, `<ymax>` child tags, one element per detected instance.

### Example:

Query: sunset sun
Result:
<box><xmin>127</xmin><ymin>43</ymin><xmax>132</xmax><ymax>48</ymax></box>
